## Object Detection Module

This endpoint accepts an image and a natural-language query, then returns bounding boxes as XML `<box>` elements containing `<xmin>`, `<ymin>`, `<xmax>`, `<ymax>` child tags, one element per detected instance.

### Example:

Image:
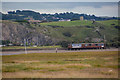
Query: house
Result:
<box><xmin>59</xmin><ymin>19</ymin><xmax>71</xmax><ymax>21</ymax></box>
<box><xmin>0</xmin><ymin>45</ymin><xmax>2</xmax><ymax>47</ymax></box>
<box><xmin>80</xmin><ymin>16</ymin><xmax>84</xmax><ymax>20</ymax></box>
<box><xmin>0</xmin><ymin>45</ymin><xmax>6</xmax><ymax>47</ymax></box>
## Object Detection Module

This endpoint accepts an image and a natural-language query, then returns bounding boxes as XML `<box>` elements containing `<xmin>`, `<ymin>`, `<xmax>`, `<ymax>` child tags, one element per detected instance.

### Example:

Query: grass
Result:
<box><xmin>97</xmin><ymin>20</ymin><xmax>118</xmax><ymax>27</ymax></box>
<box><xmin>3</xmin><ymin>51</ymin><xmax>118</xmax><ymax>70</ymax></box>
<box><xmin>40</xmin><ymin>20</ymin><xmax>93</xmax><ymax>27</ymax></box>
<box><xmin>39</xmin><ymin>20</ymin><xmax>119</xmax><ymax>41</ymax></box>
<box><xmin>40</xmin><ymin>20</ymin><xmax>118</xmax><ymax>27</ymax></box>
<box><xmin>2</xmin><ymin>45</ymin><xmax>61</xmax><ymax>49</ymax></box>
<box><xmin>2</xmin><ymin>51</ymin><xmax>118</xmax><ymax>78</ymax></box>
<box><xmin>65</xmin><ymin>65</ymin><xmax>87</xmax><ymax>69</ymax></box>
<box><xmin>2</xmin><ymin>20</ymin><xmax>119</xmax><ymax>46</ymax></box>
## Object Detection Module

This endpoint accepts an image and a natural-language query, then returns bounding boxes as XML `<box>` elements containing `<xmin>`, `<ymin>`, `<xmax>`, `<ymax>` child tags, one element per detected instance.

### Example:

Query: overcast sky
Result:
<box><xmin>1</xmin><ymin>2</ymin><xmax>119</xmax><ymax>17</ymax></box>
<box><xmin>1</xmin><ymin>0</ymin><xmax>120</xmax><ymax>2</ymax></box>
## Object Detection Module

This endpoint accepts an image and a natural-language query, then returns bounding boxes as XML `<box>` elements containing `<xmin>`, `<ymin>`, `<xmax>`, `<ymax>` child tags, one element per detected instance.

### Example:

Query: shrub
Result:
<box><xmin>15</xmin><ymin>20</ymin><xmax>28</xmax><ymax>23</ymax></box>
<box><xmin>57</xmin><ymin>41</ymin><xmax>70</xmax><ymax>48</ymax></box>
<box><xmin>63</xmin><ymin>32</ymin><xmax>72</xmax><ymax>37</ymax></box>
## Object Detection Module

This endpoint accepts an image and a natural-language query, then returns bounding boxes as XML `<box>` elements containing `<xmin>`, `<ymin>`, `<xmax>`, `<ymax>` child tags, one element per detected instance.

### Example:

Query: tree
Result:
<box><xmin>2</xmin><ymin>40</ymin><xmax>10</xmax><ymax>45</ymax></box>
<box><xmin>57</xmin><ymin>41</ymin><xmax>70</xmax><ymax>48</ymax></box>
<box><xmin>63</xmin><ymin>32</ymin><xmax>72</xmax><ymax>37</ymax></box>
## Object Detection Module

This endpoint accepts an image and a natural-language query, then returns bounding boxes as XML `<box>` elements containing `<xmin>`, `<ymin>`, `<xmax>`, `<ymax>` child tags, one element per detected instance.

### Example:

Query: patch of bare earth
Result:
<box><xmin>3</xmin><ymin>68</ymin><xmax>118</xmax><ymax>78</ymax></box>
<box><xmin>14</xmin><ymin>60</ymin><xmax>40</xmax><ymax>63</ymax></box>
<box><xmin>65</xmin><ymin>63</ymin><xmax>91</xmax><ymax>67</ymax></box>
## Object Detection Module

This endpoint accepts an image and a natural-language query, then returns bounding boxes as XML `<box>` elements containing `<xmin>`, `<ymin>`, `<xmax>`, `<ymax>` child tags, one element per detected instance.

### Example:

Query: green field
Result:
<box><xmin>2</xmin><ymin>51</ymin><xmax>119</xmax><ymax>78</ymax></box>
<box><xmin>41</xmin><ymin>20</ymin><xmax>118</xmax><ymax>27</ymax></box>
<box><xmin>2</xmin><ymin>45</ymin><xmax>61</xmax><ymax>50</ymax></box>
<box><xmin>41</xmin><ymin>20</ymin><xmax>94</xmax><ymax>27</ymax></box>
<box><xmin>2</xmin><ymin>20</ymin><xmax>119</xmax><ymax>47</ymax></box>
<box><xmin>39</xmin><ymin>20</ymin><xmax>119</xmax><ymax>42</ymax></box>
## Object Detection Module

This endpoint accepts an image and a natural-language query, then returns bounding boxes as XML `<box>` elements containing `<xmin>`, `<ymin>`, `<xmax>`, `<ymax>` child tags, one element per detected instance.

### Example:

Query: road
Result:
<box><xmin>1</xmin><ymin>48</ymin><xmax>119</xmax><ymax>55</ymax></box>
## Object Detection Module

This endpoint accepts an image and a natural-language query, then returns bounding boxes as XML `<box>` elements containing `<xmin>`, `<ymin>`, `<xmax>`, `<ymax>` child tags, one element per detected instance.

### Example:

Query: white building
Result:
<box><xmin>59</xmin><ymin>19</ymin><xmax>71</xmax><ymax>21</ymax></box>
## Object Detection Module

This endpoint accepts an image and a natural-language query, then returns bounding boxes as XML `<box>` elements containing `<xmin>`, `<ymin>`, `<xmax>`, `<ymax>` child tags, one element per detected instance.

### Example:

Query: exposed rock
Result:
<box><xmin>2</xmin><ymin>21</ymin><xmax>55</xmax><ymax>46</ymax></box>
<box><xmin>91</xmin><ymin>38</ymin><xmax>103</xmax><ymax>42</ymax></box>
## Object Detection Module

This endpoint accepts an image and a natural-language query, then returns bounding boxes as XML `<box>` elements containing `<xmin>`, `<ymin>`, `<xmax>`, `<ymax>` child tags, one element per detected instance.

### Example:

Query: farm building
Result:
<box><xmin>80</xmin><ymin>16</ymin><xmax>84</xmax><ymax>20</ymax></box>
<box><xmin>59</xmin><ymin>19</ymin><xmax>71</xmax><ymax>21</ymax></box>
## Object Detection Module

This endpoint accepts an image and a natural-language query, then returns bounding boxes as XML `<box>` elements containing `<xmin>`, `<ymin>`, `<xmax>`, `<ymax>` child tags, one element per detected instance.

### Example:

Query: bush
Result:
<box><xmin>57</xmin><ymin>41</ymin><xmax>70</xmax><ymax>48</ymax></box>
<box><xmin>114</xmin><ymin>25</ymin><xmax>120</xmax><ymax>30</ymax></box>
<box><xmin>15</xmin><ymin>20</ymin><xmax>28</xmax><ymax>23</ymax></box>
<box><xmin>63</xmin><ymin>32</ymin><xmax>72</xmax><ymax>37</ymax></box>
<box><xmin>2</xmin><ymin>40</ymin><xmax>10</xmax><ymax>45</ymax></box>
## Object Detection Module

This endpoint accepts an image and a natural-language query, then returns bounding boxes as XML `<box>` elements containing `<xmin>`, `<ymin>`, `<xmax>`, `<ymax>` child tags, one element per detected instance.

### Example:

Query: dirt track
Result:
<box><xmin>1</xmin><ymin>48</ymin><xmax>119</xmax><ymax>55</ymax></box>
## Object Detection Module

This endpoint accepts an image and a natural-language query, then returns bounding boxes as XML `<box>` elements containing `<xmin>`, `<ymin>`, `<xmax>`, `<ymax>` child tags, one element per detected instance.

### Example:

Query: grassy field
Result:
<box><xmin>39</xmin><ymin>20</ymin><xmax>119</xmax><ymax>41</ymax></box>
<box><xmin>41</xmin><ymin>20</ymin><xmax>118</xmax><ymax>27</ymax></box>
<box><xmin>2</xmin><ymin>51</ymin><xmax>119</xmax><ymax>78</ymax></box>
<box><xmin>2</xmin><ymin>45</ymin><xmax>61</xmax><ymax>50</ymax></box>
<box><xmin>41</xmin><ymin>20</ymin><xmax>93</xmax><ymax>27</ymax></box>
<box><xmin>2</xmin><ymin>20</ymin><xmax>119</xmax><ymax>46</ymax></box>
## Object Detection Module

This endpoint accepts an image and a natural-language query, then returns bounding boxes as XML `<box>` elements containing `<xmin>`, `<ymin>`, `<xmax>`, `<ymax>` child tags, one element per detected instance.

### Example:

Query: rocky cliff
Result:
<box><xmin>2</xmin><ymin>21</ymin><xmax>55</xmax><ymax>46</ymax></box>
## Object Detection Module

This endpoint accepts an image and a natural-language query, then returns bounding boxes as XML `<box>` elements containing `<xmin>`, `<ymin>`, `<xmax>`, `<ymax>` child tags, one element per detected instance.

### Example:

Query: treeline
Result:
<box><xmin>1</xmin><ymin>37</ymin><xmax>120</xmax><ymax>48</ymax></box>
<box><xmin>57</xmin><ymin>40</ymin><xmax>120</xmax><ymax>48</ymax></box>
<box><xmin>1</xmin><ymin>10</ymin><xmax>118</xmax><ymax>21</ymax></box>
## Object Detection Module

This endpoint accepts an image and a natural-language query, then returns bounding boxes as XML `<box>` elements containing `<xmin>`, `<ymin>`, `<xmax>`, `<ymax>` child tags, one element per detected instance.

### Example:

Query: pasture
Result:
<box><xmin>40</xmin><ymin>20</ymin><xmax>93</xmax><ymax>27</ymax></box>
<box><xmin>2</xmin><ymin>51</ymin><xmax>119</xmax><ymax>78</ymax></box>
<box><xmin>39</xmin><ymin>20</ymin><xmax>119</xmax><ymax>41</ymax></box>
<box><xmin>2</xmin><ymin>45</ymin><xmax>61</xmax><ymax>50</ymax></box>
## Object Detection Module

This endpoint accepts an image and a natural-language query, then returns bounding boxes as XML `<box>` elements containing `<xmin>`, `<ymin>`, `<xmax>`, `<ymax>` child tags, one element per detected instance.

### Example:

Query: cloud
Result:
<box><xmin>33</xmin><ymin>5</ymin><xmax>117</xmax><ymax>17</ymax></box>
<box><xmin>2</xmin><ymin>2</ymin><xmax>118</xmax><ymax>17</ymax></box>
<box><xmin>2</xmin><ymin>0</ymin><xmax>120</xmax><ymax>2</ymax></box>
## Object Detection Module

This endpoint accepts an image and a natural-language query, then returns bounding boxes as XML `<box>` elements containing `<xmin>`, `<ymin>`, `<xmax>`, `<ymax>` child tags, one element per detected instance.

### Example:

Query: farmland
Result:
<box><xmin>2</xmin><ymin>19</ymin><xmax>119</xmax><ymax>78</ymax></box>
<box><xmin>40</xmin><ymin>20</ymin><xmax>119</xmax><ymax>42</ymax></box>
<box><xmin>1</xmin><ymin>45</ymin><xmax>61</xmax><ymax>50</ymax></box>
<box><xmin>40</xmin><ymin>20</ymin><xmax>118</xmax><ymax>27</ymax></box>
<box><xmin>2</xmin><ymin>19</ymin><xmax>119</xmax><ymax>47</ymax></box>
<box><xmin>41</xmin><ymin>20</ymin><xmax>93</xmax><ymax>27</ymax></box>
<box><xmin>2</xmin><ymin>51</ymin><xmax>119</xmax><ymax>78</ymax></box>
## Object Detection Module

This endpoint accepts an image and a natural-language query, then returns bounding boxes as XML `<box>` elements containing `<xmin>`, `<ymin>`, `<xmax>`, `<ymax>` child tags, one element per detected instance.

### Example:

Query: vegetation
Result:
<box><xmin>2</xmin><ymin>51</ymin><xmax>118</xmax><ymax>78</ymax></box>
<box><xmin>63</xmin><ymin>32</ymin><xmax>72</xmax><ymax>37</ymax></box>
<box><xmin>40</xmin><ymin>20</ymin><xmax>119</xmax><ymax>47</ymax></box>
<box><xmin>2</xmin><ymin>45</ymin><xmax>61</xmax><ymax>49</ymax></box>
<box><xmin>2</xmin><ymin>10</ymin><xmax>118</xmax><ymax>21</ymax></box>
<box><xmin>1</xmin><ymin>40</ymin><xmax>11</xmax><ymax>45</ymax></box>
<box><xmin>41</xmin><ymin>20</ymin><xmax>93</xmax><ymax>27</ymax></box>
<box><xmin>57</xmin><ymin>41</ymin><xmax>71</xmax><ymax>48</ymax></box>
<box><xmin>15</xmin><ymin>20</ymin><xmax>29</xmax><ymax>23</ymax></box>
<box><xmin>2</xmin><ymin>16</ymin><xmax>120</xmax><ymax>47</ymax></box>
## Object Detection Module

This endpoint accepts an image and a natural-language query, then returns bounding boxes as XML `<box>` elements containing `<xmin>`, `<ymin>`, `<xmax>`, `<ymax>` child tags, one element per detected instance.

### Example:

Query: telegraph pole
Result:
<box><xmin>104</xmin><ymin>35</ymin><xmax>106</xmax><ymax>49</ymax></box>
<box><xmin>24</xmin><ymin>39</ymin><xmax>27</xmax><ymax>54</ymax></box>
<box><xmin>37</xmin><ymin>36</ymin><xmax>39</xmax><ymax>46</ymax></box>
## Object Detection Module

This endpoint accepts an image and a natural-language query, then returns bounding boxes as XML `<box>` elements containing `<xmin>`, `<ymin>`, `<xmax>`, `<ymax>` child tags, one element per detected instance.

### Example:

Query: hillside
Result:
<box><xmin>41</xmin><ymin>20</ymin><xmax>93</xmax><ymax>27</ymax></box>
<box><xmin>40</xmin><ymin>20</ymin><xmax>119</xmax><ymax>42</ymax></box>
<box><xmin>2</xmin><ymin>20</ymin><xmax>120</xmax><ymax>47</ymax></box>
<box><xmin>2</xmin><ymin>20</ymin><xmax>56</xmax><ymax>46</ymax></box>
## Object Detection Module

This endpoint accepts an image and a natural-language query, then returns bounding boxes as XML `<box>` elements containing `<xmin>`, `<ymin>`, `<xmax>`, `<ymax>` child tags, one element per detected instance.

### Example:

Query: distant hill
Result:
<box><xmin>2</xmin><ymin>19</ymin><xmax>120</xmax><ymax>47</ymax></box>
<box><xmin>1</xmin><ymin>10</ymin><xmax>118</xmax><ymax>21</ymax></box>
<box><xmin>40</xmin><ymin>20</ymin><xmax>119</xmax><ymax>42</ymax></box>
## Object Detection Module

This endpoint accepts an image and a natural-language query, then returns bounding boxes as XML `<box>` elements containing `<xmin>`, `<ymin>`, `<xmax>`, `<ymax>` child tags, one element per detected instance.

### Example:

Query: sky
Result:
<box><xmin>1</xmin><ymin>2</ymin><xmax>119</xmax><ymax>17</ymax></box>
<box><xmin>1</xmin><ymin>0</ymin><xmax>120</xmax><ymax>2</ymax></box>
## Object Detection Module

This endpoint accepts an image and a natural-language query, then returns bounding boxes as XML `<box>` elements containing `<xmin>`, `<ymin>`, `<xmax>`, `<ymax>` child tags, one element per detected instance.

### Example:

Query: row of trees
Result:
<box><xmin>1</xmin><ymin>39</ymin><xmax>119</xmax><ymax>48</ymax></box>
<box><xmin>56</xmin><ymin>39</ymin><xmax>120</xmax><ymax>48</ymax></box>
<box><xmin>1</xmin><ymin>10</ymin><xmax>118</xmax><ymax>21</ymax></box>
